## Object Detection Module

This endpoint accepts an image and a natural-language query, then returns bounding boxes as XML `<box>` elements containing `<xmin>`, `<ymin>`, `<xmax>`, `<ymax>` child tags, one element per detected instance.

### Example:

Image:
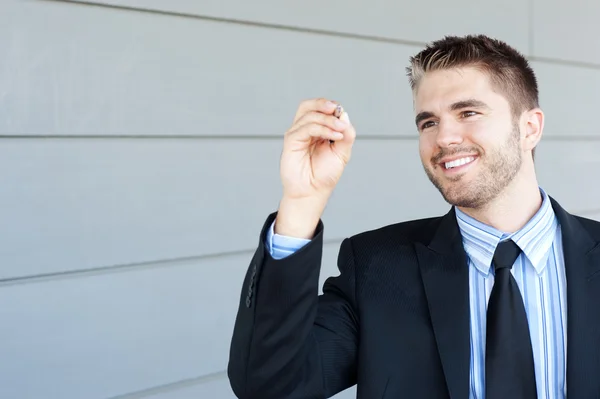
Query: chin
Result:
<box><xmin>432</xmin><ymin>176</ymin><xmax>490</xmax><ymax>209</ymax></box>
<box><xmin>423</xmin><ymin>159</ymin><xmax>485</xmax><ymax>206</ymax></box>
<box><xmin>441</xmin><ymin>190</ymin><xmax>487</xmax><ymax>209</ymax></box>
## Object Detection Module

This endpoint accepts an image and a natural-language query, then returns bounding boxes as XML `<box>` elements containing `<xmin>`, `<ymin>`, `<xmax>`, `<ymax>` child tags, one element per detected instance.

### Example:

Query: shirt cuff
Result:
<box><xmin>265</xmin><ymin>220</ymin><xmax>311</xmax><ymax>260</ymax></box>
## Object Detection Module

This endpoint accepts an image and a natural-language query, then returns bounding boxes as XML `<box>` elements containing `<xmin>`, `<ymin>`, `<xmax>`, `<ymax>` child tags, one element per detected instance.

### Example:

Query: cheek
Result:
<box><xmin>462</xmin><ymin>119</ymin><xmax>486</xmax><ymax>138</ymax></box>
<box><xmin>418</xmin><ymin>136</ymin><xmax>433</xmax><ymax>162</ymax></box>
<box><xmin>467</xmin><ymin>118</ymin><xmax>510</xmax><ymax>145</ymax></box>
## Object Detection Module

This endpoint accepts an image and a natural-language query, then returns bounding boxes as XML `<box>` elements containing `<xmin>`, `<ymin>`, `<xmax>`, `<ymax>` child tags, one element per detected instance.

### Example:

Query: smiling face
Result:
<box><xmin>415</xmin><ymin>67</ymin><xmax>524</xmax><ymax>209</ymax></box>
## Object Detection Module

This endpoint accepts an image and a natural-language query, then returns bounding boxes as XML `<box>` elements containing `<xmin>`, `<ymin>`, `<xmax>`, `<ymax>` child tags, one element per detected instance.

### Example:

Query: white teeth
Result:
<box><xmin>445</xmin><ymin>156</ymin><xmax>475</xmax><ymax>169</ymax></box>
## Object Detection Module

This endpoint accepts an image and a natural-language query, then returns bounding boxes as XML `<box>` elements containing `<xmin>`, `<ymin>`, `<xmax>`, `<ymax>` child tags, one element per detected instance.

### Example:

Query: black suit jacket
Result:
<box><xmin>227</xmin><ymin>197</ymin><xmax>600</xmax><ymax>398</ymax></box>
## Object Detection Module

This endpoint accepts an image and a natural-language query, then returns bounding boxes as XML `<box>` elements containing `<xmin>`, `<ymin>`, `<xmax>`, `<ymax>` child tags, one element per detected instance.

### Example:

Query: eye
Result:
<box><xmin>461</xmin><ymin>111</ymin><xmax>478</xmax><ymax>118</ymax></box>
<box><xmin>420</xmin><ymin>121</ymin><xmax>437</xmax><ymax>130</ymax></box>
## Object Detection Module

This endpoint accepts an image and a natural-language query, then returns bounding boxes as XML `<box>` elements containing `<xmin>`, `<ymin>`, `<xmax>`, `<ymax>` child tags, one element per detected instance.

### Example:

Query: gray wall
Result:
<box><xmin>1</xmin><ymin>0</ymin><xmax>599</xmax><ymax>398</ymax></box>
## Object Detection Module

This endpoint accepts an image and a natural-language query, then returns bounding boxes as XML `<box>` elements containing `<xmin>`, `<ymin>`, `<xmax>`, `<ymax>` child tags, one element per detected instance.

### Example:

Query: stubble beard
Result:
<box><xmin>423</xmin><ymin>125</ymin><xmax>523</xmax><ymax>210</ymax></box>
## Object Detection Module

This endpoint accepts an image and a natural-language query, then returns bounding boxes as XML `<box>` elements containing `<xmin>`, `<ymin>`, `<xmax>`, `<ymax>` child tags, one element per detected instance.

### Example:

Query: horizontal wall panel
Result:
<box><xmin>532</xmin><ymin>61</ymin><xmax>600</xmax><ymax>138</ymax></box>
<box><xmin>3</xmin><ymin>1</ymin><xmax>588</xmax><ymax>141</ymax></box>
<box><xmin>141</xmin><ymin>376</ymin><xmax>355</xmax><ymax>399</ymax></box>
<box><xmin>141</xmin><ymin>377</ymin><xmax>235</xmax><ymax>399</ymax></box>
<box><xmin>73</xmin><ymin>0</ymin><xmax>530</xmax><ymax>55</ymax></box>
<box><xmin>534</xmin><ymin>139</ymin><xmax>600</xmax><ymax>216</ymax></box>
<box><xmin>0</xmin><ymin>0</ymin><xmax>416</xmax><ymax>138</ymax></box>
<box><xmin>0</xmin><ymin>138</ymin><xmax>446</xmax><ymax>280</ymax></box>
<box><xmin>582</xmin><ymin>212</ymin><xmax>600</xmax><ymax>222</ymax></box>
<box><xmin>532</xmin><ymin>0</ymin><xmax>600</xmax><ymax>65</ymax></box>
<box><xmin>0</xmin><ymin>242</ymin><xmax>343</xmax><ymax>399</ymax></box>
<box><xmin>2</xmin><ymin>138</ymin><xmax>598</xmax><ymax>281</ymax></box>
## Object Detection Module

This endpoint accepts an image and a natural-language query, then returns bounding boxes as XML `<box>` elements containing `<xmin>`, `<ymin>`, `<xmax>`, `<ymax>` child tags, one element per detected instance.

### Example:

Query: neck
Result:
<box><xmin>458</xmin><ymin>167</ymin><xmax>542</xmax><ymax>233</ymax></box>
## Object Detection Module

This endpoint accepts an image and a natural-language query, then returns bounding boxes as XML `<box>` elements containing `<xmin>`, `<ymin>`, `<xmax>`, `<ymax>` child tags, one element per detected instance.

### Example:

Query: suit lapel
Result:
<box><xmin>551</xmin><ymin>198</ymin><xmax>600</xmax><ymax>398</ymax></box>
<box><xmin>414</xmin><ymin>198</ymin><xmax>600</xmax><ymax>398</ymax></box>
<box><xmin>416</xmin><ymin>207</ymin><xmax>470</xmax><ymax>399</ymax></box>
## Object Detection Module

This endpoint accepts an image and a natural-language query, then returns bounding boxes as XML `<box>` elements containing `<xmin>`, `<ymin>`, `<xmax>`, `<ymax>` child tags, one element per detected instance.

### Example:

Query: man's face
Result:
<box><xmin>414</xmin><ymin>67</ymin><xmax>523</xmax><ymax>209</ymax></box>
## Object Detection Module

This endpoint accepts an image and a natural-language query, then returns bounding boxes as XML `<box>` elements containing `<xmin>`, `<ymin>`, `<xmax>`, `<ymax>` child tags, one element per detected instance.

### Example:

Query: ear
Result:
<box><xmin>521</xmin><ymin>108</ymin><xmax>544</xmax><ymax>152</ymax></box>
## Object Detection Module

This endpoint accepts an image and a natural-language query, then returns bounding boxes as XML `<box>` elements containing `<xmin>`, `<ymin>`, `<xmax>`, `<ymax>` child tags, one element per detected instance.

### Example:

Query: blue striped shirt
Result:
<box><xmin>265</xmin><ymin>188</ymin><xmax>566</xmax><ymax>398</ymax></box>
<box><xmin>456</xmin><ymin>188</ymin><xmax>566</xmax><ymax>398</ymax></box>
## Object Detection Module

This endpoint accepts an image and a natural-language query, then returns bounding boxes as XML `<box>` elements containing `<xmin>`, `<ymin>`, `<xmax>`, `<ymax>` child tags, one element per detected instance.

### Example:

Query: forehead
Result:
<box><xmin>414</xmin><ymin>67</ymin><xmax>502</xmax><ymax>111</ymax></box>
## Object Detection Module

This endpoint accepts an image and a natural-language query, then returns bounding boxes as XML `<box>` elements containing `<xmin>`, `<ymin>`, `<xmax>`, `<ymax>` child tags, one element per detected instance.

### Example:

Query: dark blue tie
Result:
<box><xmin>485</xmin><ymin>239</ymin><xmax>537</xmax><ymax>398</ymax></box>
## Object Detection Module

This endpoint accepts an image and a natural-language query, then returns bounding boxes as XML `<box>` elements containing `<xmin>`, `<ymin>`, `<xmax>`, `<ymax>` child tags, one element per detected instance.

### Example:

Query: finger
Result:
<box><xmin>333</xmin><ymin>104</ymin><xmax>344</xmax><ymax>118</ymax></box>
<box><xmin>293</xmin><ymin>98</ymin><xmax>339</xmax><ymax>124</ymax></box>
<box><xmin>287</xmin><ymin>123</ymin><xmax>344</xmax><ymax>143</ymax></box>
<box><xmin>292</xmin><ymin>110</ymin><xmax>349</xmax><ymax>133</ymax></box>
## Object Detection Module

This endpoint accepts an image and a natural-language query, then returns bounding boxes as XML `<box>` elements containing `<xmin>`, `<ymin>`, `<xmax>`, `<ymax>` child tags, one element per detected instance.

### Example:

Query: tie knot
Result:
<box><xmin>492</xmin><ymin>239</ymin><xmax>522</xmax><ymax>270</ymax></box>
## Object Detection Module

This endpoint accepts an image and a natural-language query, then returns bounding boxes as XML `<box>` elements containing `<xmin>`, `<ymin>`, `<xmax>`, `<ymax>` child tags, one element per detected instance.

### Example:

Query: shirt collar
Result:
<box><xmin>455</xmin><ymin>187</ymin><xmax>558</xmax><ymax>277</ymax></box>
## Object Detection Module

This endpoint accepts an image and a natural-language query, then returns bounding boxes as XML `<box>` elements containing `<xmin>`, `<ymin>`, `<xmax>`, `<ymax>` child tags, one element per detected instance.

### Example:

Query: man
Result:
<box><xmin>227</xmin><ymin>34</ymin><xmax>600</xmax><ymax>399</ymax></box>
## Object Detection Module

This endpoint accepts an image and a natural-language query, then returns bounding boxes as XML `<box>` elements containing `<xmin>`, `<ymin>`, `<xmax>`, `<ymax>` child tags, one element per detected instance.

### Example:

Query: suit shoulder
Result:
<box><xmin>573</xmin><ymin>214</ymin><xmax>600</xmax><ymax>239</ymax></box>
<box><xmin>337</xmin><ymin>216</ymin><xmax>447</xmax><ymax>282</ymax></box>
<box><xmin>347</xmin><ymin>214</ymin><xmax>446</xmax><ymax>248</ymax></box>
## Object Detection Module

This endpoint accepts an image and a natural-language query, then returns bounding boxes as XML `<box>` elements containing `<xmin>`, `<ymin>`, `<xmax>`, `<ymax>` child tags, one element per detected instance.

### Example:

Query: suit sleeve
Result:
<box><xmin>265</xmin><ymin>219</ymin><xmax>311</xmax><ymax>259</ymax></box>
<box><xmin>227</xmin><ymin>212</ymin><xmax>359</xmax><ymax>399</ymax></box>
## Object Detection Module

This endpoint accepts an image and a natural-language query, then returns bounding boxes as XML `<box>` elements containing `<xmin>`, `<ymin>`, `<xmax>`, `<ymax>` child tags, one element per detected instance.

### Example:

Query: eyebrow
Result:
<box><xmin>415</xmin><ymin>99</ymin><xmax>491</xmax><ymax>127</ymax></box>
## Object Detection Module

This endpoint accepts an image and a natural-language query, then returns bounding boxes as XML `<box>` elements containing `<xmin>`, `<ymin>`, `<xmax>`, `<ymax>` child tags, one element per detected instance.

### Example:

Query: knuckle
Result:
<box><xmin>310</xmin><ymin>111</ymin><xmax>326</xmax><ymax>125</ymax></box>
<box><xmin>303</xmin><ymin>111</ymin><xmax>324</xmax><ymax>126</ymax></box>
<box><xmin>295</xmin><ymin>112</ymin><xmax>313</xmax><ymax>127</ymax></box>
<box><xmin>299</xmin><ymin>98</ymin><xmax>311</xmax><ymax>108</ymax></box>
<box><xmin>315</xmin><ymin>111</ymin><xmax>332</xmax><ymax>126</ymax></box>
<box><xmin>310</xmin><ymin>123</ymin><xmax>328</xmax><ymax>136</ymax></box>
<box><xmin>327</xmin><ymin>114</ymin><xmax>341</xmax><ymax>126</ymax></box>
<box><xmin>307</xmin><ymin>122</ymin><xmax>320</xmax><ymax>134</ymax></box>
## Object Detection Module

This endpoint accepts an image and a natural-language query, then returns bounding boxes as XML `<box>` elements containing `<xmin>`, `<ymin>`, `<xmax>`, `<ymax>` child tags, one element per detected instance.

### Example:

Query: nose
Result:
<box><xmin>435</xmin><ymin>119</ymin><xmax>464</xmax><ymax>148</ymax></box>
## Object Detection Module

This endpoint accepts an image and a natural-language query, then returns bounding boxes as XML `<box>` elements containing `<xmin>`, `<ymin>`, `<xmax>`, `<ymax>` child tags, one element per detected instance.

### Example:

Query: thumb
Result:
<box><xmin>333</xmin><ymin>111</ymin><xmax>356</xmax><ymax>160</ymax></box>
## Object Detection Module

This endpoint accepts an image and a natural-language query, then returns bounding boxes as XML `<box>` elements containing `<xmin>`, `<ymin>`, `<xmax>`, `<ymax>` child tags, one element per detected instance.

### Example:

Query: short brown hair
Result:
<box><xmin>406</xmin><ymin>34</ymin><xmax>539</xmax><ymax>119</ymax></box>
